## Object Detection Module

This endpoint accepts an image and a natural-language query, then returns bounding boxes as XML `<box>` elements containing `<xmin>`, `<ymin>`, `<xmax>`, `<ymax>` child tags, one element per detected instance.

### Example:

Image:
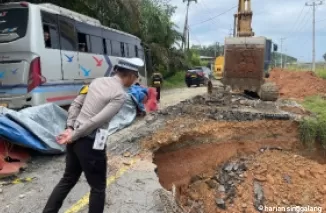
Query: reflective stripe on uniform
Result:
<box><xmin>79</xmin><ymin>85</ymin><xmax>89</xmax><ymax>94</ymax></box>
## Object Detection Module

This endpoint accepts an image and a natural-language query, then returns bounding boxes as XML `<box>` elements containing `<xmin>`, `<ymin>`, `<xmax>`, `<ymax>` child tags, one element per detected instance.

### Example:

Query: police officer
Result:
<box><xmin>151</xmin><ymin>72</ymin><xmax>163</xmax><ymax>102</ymax></box>
<box><xmin>43</xmin><ymin>58</ymin><xmax>144</xmax><ymax>213</ymax></box>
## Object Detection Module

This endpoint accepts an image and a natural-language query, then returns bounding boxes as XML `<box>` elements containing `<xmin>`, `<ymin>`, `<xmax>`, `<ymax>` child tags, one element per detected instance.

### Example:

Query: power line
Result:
<box><xmin>316</xmin><ymin>18</ymin><xmax>326</xmax><ymax>22</ymax></box>
<box><xmin>286</xmin><ymin>7</ymin><xmax>312</xmax><ymax>43</ymax></box>
<box><xmin>188</xmin><ymin>28</ymin><xmax>202</xmax><ymax>45</ymax></box>
<box><xmin>285</xmin><ymin>6</ymin><xmax>311</xmax><ymax>39</ymax></box>
<box><xmin>190</xmin><ymin>5</ymin><xmax>237</xmax><ymax>27</ymax></box>
<box><xmin>196</xmin><ymin>0</ymin><xmax>221</xmax><ymax>31</ymax></box>
<box><xmin>284</xmin><ymin>4</ymin><xmax>306</xmax><ymax>38</ymax></box>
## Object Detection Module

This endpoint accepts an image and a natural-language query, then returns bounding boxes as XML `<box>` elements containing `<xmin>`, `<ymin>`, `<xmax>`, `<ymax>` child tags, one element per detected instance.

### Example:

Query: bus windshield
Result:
<box><xmin>0</xmin><ymin>8</ymin><xmax>28</xmax><ymax>43</ymax></box>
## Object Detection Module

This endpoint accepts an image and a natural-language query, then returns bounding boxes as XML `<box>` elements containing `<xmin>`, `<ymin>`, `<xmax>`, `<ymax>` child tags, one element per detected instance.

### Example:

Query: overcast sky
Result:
<box><xmin>170</xmin><ymin>0</ymin><xmax>326</xmax><ymax>62</ymax></box>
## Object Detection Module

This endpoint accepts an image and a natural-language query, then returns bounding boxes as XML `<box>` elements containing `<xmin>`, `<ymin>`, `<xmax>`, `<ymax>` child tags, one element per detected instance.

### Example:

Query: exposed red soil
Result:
<box><xmin>145</xmin><ymin>117</ymin><xmax>326</xmax><ymax>213</ymax></box>
<box><xmin>181</xmin><ymin>150</ymin><xmax>326</xmax><ymax>213</ymax></box>
<box><xmin>147</xmin><ymin>118</ymin><xmax>299</xmax><ymax>190</ymax></box>
<box><xmin>269</xmin><ymin>69</ymin><xmax>326</xmax><ymax>99</ymax></box>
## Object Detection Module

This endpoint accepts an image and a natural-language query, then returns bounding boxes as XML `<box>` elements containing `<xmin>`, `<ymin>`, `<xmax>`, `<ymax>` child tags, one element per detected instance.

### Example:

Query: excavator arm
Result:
<box><xmin>234</xmin><ymin>0</ymin><xmax>254</xmax><ymax>37</ymax></box>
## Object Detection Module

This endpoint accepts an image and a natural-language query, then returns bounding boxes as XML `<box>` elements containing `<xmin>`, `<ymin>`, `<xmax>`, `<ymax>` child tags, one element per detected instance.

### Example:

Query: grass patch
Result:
<box><xmin>300</xmin><ymin>96</ymin><xmax>326</xmax><ymax>149</ymax></box>
<box><xmin>162</xmin><ymin>71</ymin><xmax>185</xmax><ymax>89</ymax></box>
<box><xmin>316</xmin><ymin>68</ymin><xmax>326</xmax><ymax>80</ymax></box>
<box><xmin>285</xmin><ymin>65</ymin><xmax>326</xmax><ymax>79</ymax></box>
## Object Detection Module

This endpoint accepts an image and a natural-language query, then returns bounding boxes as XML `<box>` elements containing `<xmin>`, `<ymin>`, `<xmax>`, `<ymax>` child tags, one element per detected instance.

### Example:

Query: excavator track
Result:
<box><xmin>258</xmin><ymin>81</ymin><xmax>279</xmax><ymax>101</ymax></box>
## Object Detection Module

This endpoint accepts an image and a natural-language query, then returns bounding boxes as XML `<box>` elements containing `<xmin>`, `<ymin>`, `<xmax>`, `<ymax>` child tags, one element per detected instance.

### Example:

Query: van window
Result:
<box><xmin>0</xmin><ymin>8</ymin><xmax>28</xmax><ymax>43</ymax></box>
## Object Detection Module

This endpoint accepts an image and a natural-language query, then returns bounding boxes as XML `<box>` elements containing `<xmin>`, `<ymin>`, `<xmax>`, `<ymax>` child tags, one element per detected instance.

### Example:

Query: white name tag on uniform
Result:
<box><xmin>93</xmin><ymin>129</ymin><xmax>108</xmax><ymax>150</ymax></box>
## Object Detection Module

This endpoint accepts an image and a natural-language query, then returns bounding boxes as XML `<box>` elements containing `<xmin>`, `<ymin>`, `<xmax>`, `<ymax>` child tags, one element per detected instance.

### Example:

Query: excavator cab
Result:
<box><xmin>273</xmin><ymin>44</ymin><xmax>278</xmax><ymax>52</ymax></box>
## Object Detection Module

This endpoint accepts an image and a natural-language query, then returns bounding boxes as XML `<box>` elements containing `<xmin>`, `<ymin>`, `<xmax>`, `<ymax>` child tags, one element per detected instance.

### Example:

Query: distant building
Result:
<box><xmin>199</xmin><ymin>56</ymin><xmax>215</xmax><ymax>67</ymax></box>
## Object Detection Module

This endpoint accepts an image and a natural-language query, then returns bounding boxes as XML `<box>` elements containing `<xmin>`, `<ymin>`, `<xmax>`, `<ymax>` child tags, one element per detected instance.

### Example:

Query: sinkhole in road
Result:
<box><xmin>152</xmin><ymin>119</ymin><xmax>326</xmax><ymax>213</ymax></box>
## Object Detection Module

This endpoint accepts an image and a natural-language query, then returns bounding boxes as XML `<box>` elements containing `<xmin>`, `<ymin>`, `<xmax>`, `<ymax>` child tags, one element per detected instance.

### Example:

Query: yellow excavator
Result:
<box><xmin>209</xmin><ymin>0</ymin><xmax>279</xmax><ymax>101</ymax></box>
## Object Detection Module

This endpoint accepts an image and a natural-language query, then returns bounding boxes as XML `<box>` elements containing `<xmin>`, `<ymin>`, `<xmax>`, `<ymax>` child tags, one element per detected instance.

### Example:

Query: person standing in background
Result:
<box><xmin>151</xmin><ymin>72</ymin><xmax>163</xmax><ymax>102</ymax></box>
<box><xmin>42</xmin><ymin>58</ymin><xmax>144</xmax><ymax>213</ymax></box>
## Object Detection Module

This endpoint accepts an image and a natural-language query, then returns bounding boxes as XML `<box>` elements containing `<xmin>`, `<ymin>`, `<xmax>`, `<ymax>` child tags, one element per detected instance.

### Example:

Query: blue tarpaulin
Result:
<box><xmin>0</xmin><ymin>104</ymin><xmax>67</xmax><ymax>154</ymax></box>
<box><xmin>0</xmin><ymin>85</ymin><xmax>148</xmax><ymax>154</ymax></box>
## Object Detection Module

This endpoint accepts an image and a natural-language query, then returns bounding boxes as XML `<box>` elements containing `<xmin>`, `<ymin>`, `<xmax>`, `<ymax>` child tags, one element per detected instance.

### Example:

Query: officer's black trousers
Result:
<box><xmin>43</xmin><ymin>137</ymin><xmax>107</xmax><ymax>213</ymax></box>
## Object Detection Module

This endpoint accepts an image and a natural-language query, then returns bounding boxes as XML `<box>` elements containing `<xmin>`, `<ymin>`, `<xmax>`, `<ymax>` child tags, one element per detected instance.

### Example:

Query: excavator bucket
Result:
<box><xmin>222</xmin><ymin>36</ymin><xmax>279</xmax><ymax>101</ymax></box>
<box><xmin>222</xmin><ymin>36</ymin><xmax>266</xmax><ymax>92</ymax></box>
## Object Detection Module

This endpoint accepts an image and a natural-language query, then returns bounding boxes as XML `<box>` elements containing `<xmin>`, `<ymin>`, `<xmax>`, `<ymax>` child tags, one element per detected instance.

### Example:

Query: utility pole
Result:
<box><xmin>306</xmin><ymin>0</ymin><xmax>323</xmax><ymax>72</ymax></box>
<box><xmin>214</xmin><ymin>42</ymin><xmax>220</xmax><ymax>57</ymax></box>
<box><xmin>228</xmin><ymin>27</ymin><xmax>233</xmax><ymax>37</ymax></box>
<box><xmin>181</xmin><ymin>0</ymin><xmax>197</xmax><ymax>51</ymax></box>
<box><xmin>280</xmin><ymin>37</ymin><xmax>286</xmax><ymax>69</ymax></box>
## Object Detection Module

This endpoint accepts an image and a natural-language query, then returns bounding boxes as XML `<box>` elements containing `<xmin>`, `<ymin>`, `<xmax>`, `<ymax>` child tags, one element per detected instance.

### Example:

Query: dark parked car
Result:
<box><xmin>185</xmin><ymin>66</ymin><xmax>212</xmax><ymax>87</ymax></box>
<box><xmin>185</xmin><ymin>69</ymin><xmax>205</xmax><ymax>87</ymax></box>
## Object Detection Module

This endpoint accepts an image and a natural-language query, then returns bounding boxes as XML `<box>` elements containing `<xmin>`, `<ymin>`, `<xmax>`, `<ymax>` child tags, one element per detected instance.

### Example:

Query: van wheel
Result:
<box><xmin>187</xmin><ymin>84</ymin><xmax>191</xmax><ymax>87</ymax></box>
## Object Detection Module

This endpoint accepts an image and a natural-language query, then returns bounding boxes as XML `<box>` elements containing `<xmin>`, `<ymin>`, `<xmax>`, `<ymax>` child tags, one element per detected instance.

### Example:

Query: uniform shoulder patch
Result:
<box><xmin>79</xmin><ymin>85</ymin><xmax>89</xmax><ymax>94</ymax></box>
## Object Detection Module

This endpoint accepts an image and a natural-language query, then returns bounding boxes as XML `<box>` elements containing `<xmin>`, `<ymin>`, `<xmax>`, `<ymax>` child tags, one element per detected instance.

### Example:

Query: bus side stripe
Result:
<box><xmin>0</xmin><ymin>85</ymin><xmax>83</xmax><ymax>94</ymax></box>
<box><xmin>104</xmin><ymin>55</ymin><xmax>113</xmax><ymax>77</ymax></box>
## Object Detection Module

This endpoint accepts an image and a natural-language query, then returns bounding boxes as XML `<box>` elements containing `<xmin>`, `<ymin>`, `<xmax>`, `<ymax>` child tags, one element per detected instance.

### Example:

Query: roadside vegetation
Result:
<box><xmin>299</xmin><ymin>95</ymin><xmax>326</xmax><ymax>150</ymax></box>
<box><xmin>285</xmin><ymin>64</ymin><xmax>326</xmax><ymax>80</ymax></box>
<box><xmin>163</xmin><ymin>71</ymin><xmax>185</xmax><ymax>89</ymax></box>
<box><xmin>160</xmin><ymin>49</ymin><xmax>203</xmax><ymax>89</ymax></box>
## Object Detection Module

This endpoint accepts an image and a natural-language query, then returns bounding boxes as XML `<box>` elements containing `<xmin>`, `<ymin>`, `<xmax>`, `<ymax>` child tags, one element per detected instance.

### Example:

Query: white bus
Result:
<box><xmin>0</xmin><ymin>2</ymin><xmax>147</xmax><ymax>109</ymax></box>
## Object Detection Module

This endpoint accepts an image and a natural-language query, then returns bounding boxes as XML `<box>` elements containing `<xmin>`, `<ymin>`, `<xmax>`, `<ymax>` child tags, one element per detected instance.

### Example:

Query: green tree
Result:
<box><xmin>191</xmin><ymin>44</ymin><xmax>224</xmax><ymax>57</ymax></box>
<box><xmin>323</xmin><ymin>53</ymin><xmax>326</xmax><ymax>62</ymax></box>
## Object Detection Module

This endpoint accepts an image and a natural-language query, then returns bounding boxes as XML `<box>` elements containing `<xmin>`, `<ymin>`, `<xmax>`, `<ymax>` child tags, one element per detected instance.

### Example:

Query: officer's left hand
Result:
<box><xmin>56</xmin><ymin>131</ymin><xmax>73</xmax><ymax>144</ymax></box>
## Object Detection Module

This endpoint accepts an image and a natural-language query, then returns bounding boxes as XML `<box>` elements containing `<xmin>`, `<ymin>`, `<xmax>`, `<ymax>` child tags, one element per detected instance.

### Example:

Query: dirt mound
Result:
<box><xmin>180</xmin><ymin>150</ymin><xmax>326</xmax><ymax>213</ymax></box>
<box><xmin>269</xmin><ymin>69</ymin><xmax>326</xmax><ymax>99</ymax></box>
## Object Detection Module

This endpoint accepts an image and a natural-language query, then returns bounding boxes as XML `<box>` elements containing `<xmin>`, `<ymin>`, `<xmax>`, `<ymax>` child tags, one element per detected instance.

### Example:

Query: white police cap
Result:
<box><xmin>116</xmin><ymin>57</ymin><xmax>144</xmax><ymax>72</ymax></box>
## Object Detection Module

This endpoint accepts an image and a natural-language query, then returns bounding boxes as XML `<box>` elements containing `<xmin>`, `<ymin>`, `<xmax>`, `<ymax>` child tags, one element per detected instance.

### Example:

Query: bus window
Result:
<box><xmin>43</xmin><ymin>28</ymin><xmax>51</xmax><ymax>48</ymax></box>
<box><xmin>105</xmin><ymin>39</ymin><xmax>112</xmax><ymax>55</ymax></box>
<box><xmin>124</xmin><ymin>43</ymin><xmax>129</xmax><ymax>57</ymax></box>
<box><xmin>90</xmin><ymin>35</ymin><xmax>103</xmax><ymax>54</ymax></box>
<box><xmin>42</xmin><ymin>25</ymin><xmax>60</xmax><ymax>49</ymax></box>
<box><xmin>120</xmin><ymin>42</ymin><xmax>125</xmax><ymax>57</ymax></box>
<box><xmin>111</xmin><ymin>41</ymin><xmax>121</xmax><ymax>56</ymax></box>
<box><xmin>58</xmin><ymin>16</ymin><xmax>77</xmax><ymax>51</ymax></box>
<box><xmin>0</xmin><ymin>8</ymin><xmax>28</xmax><ymax>43</ymax></box>
<box><xmin>135</xmin><ymin>45</ymin><xmax>138</xmax><ymax>57</ymax></box>
<box><xmin>128</xmin><ymin>44</ymin><xmax>135</xmax><ymax>57</ymax></box>
<box><xmin>77</xmin><ymin>33</ymin><xmax>90</xmax><ymax>52</ymax></box>
<box><xmin>103</xmin><ymin>39</ymin><xmax>107</xmax><ymax>54</ymax></box>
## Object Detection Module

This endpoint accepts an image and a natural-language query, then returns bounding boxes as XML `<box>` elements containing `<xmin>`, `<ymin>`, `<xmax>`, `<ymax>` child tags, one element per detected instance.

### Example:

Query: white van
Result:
<box><xmin>0</xmin><ymin>2</ymin><xmax>147</xmax><ymax>109</ymax></box>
